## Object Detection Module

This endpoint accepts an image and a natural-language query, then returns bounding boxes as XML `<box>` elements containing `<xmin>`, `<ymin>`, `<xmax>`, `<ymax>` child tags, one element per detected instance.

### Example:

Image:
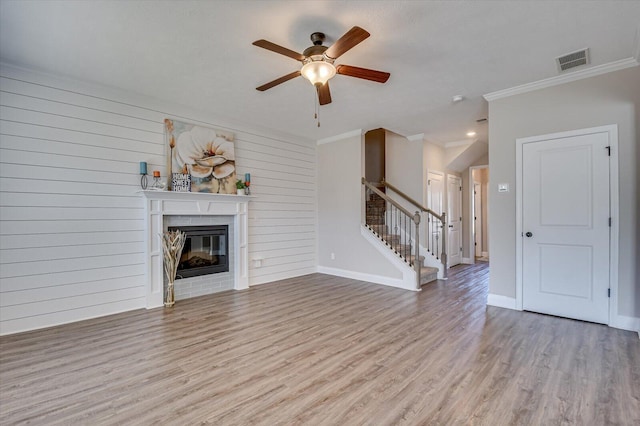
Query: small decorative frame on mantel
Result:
<box><xmin>171</xmin><ymin>173</ymin><xmax>191</xmax><ymax>192</ymax></box>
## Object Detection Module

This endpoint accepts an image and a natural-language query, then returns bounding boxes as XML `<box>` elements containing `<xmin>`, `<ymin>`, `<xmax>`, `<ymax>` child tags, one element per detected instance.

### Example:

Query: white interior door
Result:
<box><xmin>426</xmin><ymin>171</ymin><xmax>444</xmax><ymax>255</ymax></box>
<box><xmin>474</xmin><ymin>182</ymin><xmax>482</xmax><ymax>257</ymax></box>
<box><xmin>522</xmin><ymin>131</ymin><xmax>610</xmax><ymax>324</ymax></box>
<box><xmin>447</xmin><ymin>175</ymin><xmax>462</xmax><ymax>267</ymax></box>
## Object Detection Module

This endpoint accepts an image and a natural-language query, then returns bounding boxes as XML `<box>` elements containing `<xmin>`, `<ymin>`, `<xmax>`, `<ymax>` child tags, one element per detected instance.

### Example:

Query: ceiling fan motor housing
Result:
<box><xmin>310</xmin><ymin>32</ymin><xmax>326</xmax><ymax>46</ymax></box>
<box><xmin>302</xmin><ymin>45</ymin><xmax>330</xmax><ymax>61</ymax></box>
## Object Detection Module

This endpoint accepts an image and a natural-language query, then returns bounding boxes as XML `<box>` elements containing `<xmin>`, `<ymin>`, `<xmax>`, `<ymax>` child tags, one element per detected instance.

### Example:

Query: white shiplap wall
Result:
<box><xmin>0</xmin><ymin>64</ymin><xmax>317</xmax><ymax>335</ymax></box>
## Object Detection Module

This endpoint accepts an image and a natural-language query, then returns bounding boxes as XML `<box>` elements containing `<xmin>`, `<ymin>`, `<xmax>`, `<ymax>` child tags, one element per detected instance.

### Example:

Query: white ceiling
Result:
<box><xmin>1</xmin><ymin>1</ymin><xmax>639</xmax><ymax>143</ymax></box>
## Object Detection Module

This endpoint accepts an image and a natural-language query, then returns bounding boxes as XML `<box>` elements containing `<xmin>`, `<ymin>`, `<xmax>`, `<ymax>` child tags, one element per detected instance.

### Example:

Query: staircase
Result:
<box><xmin>365</xmin><ymin>191</ymin><xmax>439</xmax><ymax>286</ymax></box>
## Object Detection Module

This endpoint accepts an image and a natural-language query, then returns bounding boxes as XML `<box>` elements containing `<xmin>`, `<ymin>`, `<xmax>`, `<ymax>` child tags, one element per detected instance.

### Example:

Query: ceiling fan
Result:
<box><xmin>252</xmin><ymin>26</ymin><xmax>390</xmax><ymax>105</ymax></box>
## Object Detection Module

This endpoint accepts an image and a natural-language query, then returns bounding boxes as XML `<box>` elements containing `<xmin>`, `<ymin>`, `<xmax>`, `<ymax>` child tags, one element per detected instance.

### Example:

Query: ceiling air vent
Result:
<box><xmin>556</xmin><ymin>48</ymin><xmax>590</xmax><ymax>72</ymax></box>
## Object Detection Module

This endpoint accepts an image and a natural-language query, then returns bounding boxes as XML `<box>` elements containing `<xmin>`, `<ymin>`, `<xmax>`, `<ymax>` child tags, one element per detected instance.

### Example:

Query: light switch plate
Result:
<box><xmin>498</xmin><ymin>183</ymin><xmax>509</xmax><ymax>193</ymax></box>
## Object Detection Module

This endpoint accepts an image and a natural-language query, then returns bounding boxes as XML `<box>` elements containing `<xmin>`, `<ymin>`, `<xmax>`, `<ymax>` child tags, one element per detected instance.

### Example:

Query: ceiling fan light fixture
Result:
<box><xmin>301</xmin><ymin>59</ymin><xmax>336</xmax><ymax>87</ymax></box>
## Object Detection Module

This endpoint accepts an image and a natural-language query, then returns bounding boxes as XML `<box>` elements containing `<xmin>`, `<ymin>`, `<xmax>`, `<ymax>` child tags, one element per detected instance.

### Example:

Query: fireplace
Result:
<box><xmin>140</xmin><ymin>190</ymin><xmax>250</xmax><ymax>308</ymax></box>
<box><xmin>169</xmin><ymin>225</ymin><xmax>229</xmax><ymax>278</ymax></box>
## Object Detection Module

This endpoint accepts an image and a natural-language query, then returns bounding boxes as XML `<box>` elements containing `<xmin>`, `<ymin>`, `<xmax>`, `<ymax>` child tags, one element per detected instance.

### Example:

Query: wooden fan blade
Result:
<box><xmin>317</xmin><ymin>82</ymin><xmax>332</xmax><ymax>105</ymax></box>
<box><xmin>252</xmin><ymin>39</ymin><xmax>306</xmax><ymax>62</ymax></box>
<box><xmin>256</xmin><ymin>71</ymin><xmax>301</xmax><ymax>91</ymax></box>
<box><xmin>336</xmin><ymin>65</ymin><xmax>390</xmax><ymax>83</ymax></box>
<box><xmin>324</xmin><ymin>26</ymin><xmax>370</xmax><ymax>59</ymax></box>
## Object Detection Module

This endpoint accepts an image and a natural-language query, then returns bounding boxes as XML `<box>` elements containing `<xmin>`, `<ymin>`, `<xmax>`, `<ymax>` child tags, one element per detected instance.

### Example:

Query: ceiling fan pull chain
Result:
<box><xmin>313</xmin><ymin>87</ymin><xmax>320</xmax><ymax>127</ymax></box>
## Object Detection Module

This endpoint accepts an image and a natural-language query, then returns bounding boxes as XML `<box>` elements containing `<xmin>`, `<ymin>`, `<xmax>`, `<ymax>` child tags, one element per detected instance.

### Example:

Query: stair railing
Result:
<box><xmin>362</xmin><ymin>178</ymin><xmax>422</xmax><ymax>289</ymax></box>
<box><xmin>380</xmin><ymin>179</ymin><xmax>448</xmax><ymax>279</ymax></box>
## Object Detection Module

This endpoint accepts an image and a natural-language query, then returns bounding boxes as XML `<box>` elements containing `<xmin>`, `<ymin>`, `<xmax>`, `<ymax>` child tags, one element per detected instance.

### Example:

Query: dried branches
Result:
<box><xmin>161</xmin><ymin>230</ymin><xmax>187</xmax><ymax>307</ymax></box>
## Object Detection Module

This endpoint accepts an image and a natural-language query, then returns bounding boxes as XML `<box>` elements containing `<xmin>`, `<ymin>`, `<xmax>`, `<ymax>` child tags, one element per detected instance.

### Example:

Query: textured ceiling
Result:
<box><xmin>1</xmin><ymin>1</ymin><xmax>639</xmax><ymax>143</ymax></box>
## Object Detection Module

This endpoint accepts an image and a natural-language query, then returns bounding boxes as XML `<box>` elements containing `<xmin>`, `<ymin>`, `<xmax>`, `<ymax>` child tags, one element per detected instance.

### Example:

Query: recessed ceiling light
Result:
<box><xmin>452</xmin><ymin>95</ymin><xmax>464</xmax><ymax>103</ymax></box>
<box><xmin>466</xmin><ymin>131</ymin><xmax>476</xmax><ymax>137</ymax></box>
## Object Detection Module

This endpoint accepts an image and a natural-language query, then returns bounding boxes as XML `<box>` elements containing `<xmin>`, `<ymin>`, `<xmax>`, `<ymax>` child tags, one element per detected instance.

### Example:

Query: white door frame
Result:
<box><xmin>515</xmin><ymin>125</ymin><xmax>619</xmax><ymax>325</ymax></box>
<box><xmin>425</xmin><ymin>169</ymin><xmax>445</xmax><ymax>263</ymax></box>
<box><xmin>446</xmin><ymin>174</ymin><xmax>463</xmax><ymax>267</ymax></box>
<box><xmin>468</xmin><ymin>165</ymin><xmax>488</xmax><ymax>265</ymax></box>
<box><xmin>473</xmin><ymin>182</ymin><xmax>482</xmax><ymax>258</ymax></box>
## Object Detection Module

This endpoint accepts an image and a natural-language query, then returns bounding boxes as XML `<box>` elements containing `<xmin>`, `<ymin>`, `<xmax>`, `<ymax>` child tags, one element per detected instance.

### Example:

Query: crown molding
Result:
<box><xmin>406</xmin><ymin>133</ymin><xmax>425</xmax><ymax>142</ymax></box>
<box><xmin>483</xmin><ymin>57</ymin><xmax>639</xmax><ymax>102</ymax></box>
<box><xmin>425</xmin><ymin>139</ymin><xmax>445</xmax><ymax>148</ymax></box>
<box><xmin>317</xmin><ymin>129</ymin><xmax>363</xmax><ymax>145</ymax></box>
<box><xmin>445</xmin><ymin>139</ymin><xmax>477</xmax><ymax>148</ymax></box>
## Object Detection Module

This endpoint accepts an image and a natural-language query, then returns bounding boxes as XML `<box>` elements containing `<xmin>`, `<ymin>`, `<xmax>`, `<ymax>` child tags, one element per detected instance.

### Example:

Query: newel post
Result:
<box><xmin>414</xmin><ymin>211</ymin><xmax>421</xmax><ymax>290</ymax></box>
<box><xmin>441</xmin><ymin>211</ymin><xmax>448</xmax><ymax>279</ymax></box>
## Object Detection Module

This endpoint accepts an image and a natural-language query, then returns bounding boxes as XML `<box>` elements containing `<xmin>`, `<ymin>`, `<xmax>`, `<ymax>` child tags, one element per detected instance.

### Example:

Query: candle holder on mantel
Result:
<box><xmin>139</xmin><ymin>162</ymin><xmax>148</xmax><ymax>190</ymax></box>
<box><xmin>244</xmin><ymin>173</ymin><xmax>251</xmax><ymax>195</ymax></box>
<box><xmin>150</xmin><ymin>170</ymin><xmax>166</xmax><ymax>191</ymax></box>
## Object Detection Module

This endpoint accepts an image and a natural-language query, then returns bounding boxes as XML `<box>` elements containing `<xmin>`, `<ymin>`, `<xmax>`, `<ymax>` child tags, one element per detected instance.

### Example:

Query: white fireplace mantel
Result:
<box><xmin>139</xmin><ymin>190</ymin><xmax>253</xmax><ymax>308</ymax></box>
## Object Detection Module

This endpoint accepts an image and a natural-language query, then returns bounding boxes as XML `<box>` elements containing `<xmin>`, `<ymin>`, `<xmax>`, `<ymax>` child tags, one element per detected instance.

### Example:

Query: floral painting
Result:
<box><xmin>164</xmin><ymin>119</ymin><xmax>236</xmax><ymax>194</ymax></box>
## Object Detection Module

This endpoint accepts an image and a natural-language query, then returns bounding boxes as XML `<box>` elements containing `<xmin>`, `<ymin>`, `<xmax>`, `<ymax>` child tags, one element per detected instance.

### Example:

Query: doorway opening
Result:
<box><xmin>469</xmin><ymin>165</ymin><xmax>489</xmax><ymax>264</ymax></box>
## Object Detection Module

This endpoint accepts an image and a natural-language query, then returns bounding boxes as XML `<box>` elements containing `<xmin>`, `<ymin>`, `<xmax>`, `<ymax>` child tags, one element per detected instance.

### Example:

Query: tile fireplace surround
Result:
<box><xmin>140</xmin><ymin>191</ymin><xmax>252</xmax><ymax>308</ymax></box>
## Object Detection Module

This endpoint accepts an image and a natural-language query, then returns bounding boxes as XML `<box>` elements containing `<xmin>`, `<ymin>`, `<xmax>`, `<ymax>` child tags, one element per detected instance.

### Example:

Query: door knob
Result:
<box><xmin>525</xmin><ymin>231</ymin><xmax>533</xmax><ymax>238</ymax></box>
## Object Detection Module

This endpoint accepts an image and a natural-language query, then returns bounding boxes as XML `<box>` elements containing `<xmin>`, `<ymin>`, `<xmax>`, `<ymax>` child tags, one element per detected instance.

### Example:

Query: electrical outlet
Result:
<box><xmin>330</xmin><ymin>253</ymin><xmax>335</xmax><ymax>260</ymax></box>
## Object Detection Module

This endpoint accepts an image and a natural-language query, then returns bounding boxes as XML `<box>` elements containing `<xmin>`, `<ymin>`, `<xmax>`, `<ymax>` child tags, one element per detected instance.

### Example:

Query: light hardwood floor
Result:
<box><xmin>1</xmin><ymin>263</ymin><xmax>638</xmax><ymax>425</ymax></box>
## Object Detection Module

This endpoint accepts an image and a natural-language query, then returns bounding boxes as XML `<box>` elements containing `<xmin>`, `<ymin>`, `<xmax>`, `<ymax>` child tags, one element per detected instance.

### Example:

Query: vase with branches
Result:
<box><xmin>161</xmin><ymin>229</ymin><xmax>187</xmax><ymax>307</ymax></box>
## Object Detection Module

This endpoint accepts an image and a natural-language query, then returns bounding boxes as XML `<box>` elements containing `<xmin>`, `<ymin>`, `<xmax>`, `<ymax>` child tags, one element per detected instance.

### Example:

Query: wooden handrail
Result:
<box><xmin>381</xmin><ymin>179</ymin><xmax>445</xmax><ymax>222</ymax></box>
<box><xmin>362</xmin><ymin>178</ymin><xmax>420</xmax><ymax>224</ymax></box>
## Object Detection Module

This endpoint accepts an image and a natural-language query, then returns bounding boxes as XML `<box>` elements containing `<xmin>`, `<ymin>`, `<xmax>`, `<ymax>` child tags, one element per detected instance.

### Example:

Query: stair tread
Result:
<box><xmin>420</xmin><ymin>266</ymin><xmax>439</xmax><ymax>274</ymax></box>
<box><xmin>420</xmin><ymin>267</ymin><xmax>438</xmax><ymax>285</ymax></box>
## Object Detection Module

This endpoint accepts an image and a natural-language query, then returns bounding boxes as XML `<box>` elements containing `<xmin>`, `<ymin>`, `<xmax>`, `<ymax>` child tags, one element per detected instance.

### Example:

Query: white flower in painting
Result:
<box><xmin>173</xmin><ymin>126</ymin><xmax>235</xmax><ymax>179</ymax></box>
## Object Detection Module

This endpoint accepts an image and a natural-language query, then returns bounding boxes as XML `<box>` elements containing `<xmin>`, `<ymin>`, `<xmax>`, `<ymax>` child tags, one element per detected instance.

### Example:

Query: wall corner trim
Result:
<box><xmin>317</xmin><ymin>129</ymin><xmax>363</xmax><ymax>145</ymax></box>
<box><xmin>487</xmin><ymin>293</ymin><xmax>518</xmax><ymax>310</ymax></box>
<box><xmin>634</xmin><ymin>25</ymin><xmax>640</xmax><ymax>62</ymax></box>
<box><xmin>483</xmin><ymin>57</ymin><xmax>639</xmax><ymax>102</ymax></box>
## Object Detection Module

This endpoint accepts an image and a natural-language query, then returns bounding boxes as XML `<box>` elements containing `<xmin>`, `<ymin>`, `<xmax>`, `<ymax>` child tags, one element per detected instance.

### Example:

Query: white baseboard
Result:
<box><xmin>316</xmin><ymin>266</ymin><xmax>417</xmax><ymax>291</ymax></box>
<box><xmin>481</xmin><ymin>251</ymin><xmax>489</xmax><ymax>258</ymax></box>
<box><xmin>487</xmin><ymin>293</ymin><xmax>518</xmax><ymax>310</ymax></box>
<box><xmin>486</xmin><ymin>296</ymin><xmax>639</xmax><ymax>336</ymax></box>
<box><xmin>462</xmin><ymin>257</ymin><xmax>473</xmax><ymax>264</ymax></box>
<box><xmin>609</xmin><ymin>314</ymin><xmax>640</xmax><ymax>334</ymax></box>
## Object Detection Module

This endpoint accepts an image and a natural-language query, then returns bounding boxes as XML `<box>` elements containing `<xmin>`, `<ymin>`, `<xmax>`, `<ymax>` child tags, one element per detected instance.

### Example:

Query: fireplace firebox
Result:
<box><xmin>169</xmin><ymin>225</ymin><xmax>229</xmax><ymax>278</ymax></box>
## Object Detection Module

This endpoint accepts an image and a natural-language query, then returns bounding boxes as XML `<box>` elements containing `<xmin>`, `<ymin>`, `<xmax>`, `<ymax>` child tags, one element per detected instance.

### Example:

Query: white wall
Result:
<box><xmin>317</xmin><ymin>133</ymin><xmax>401</xmax><ymax>280</ymax></box>
<box><xmin>385</xmin><ymin>131</ymin><xmax>423</xmax><ymax>205</ymax></box>
<box><xmin>0</xmin><ymin>63</ymin><xmax>317</xmax><ymax>335</ymax></box>
<box><xmin>423</xmin><ymin>141</ymin><xmax>446</xmax><ymax>177</ymax></box>
<box><xmin>488</xmin><ymin>66</ymin><xmax>640</xmax><ymax>320</ymax></box>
